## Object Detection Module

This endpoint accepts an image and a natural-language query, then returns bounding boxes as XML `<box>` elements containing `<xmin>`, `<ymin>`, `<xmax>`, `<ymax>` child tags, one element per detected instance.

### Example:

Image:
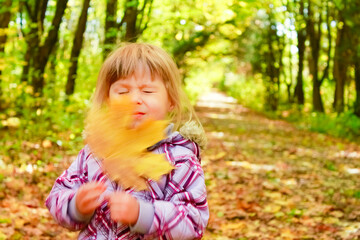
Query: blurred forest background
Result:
<box><xmin>0</xmin><ymin>0</ymin><xmax>360</xmax><ymax>239</ymax></box>
<box><xmin>1</xmin><ymin>0</ymin><xmax>360</xmax><ymax>155</ymax></box>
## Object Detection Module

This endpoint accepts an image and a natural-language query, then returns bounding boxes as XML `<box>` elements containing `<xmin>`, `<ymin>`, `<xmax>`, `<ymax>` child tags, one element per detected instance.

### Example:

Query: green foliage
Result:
<box><xmin>354</xmin><ymin>190</ymin><xmax>360</xmax><ymax>199</ymax></box>
<box><xmin>219</xmin><ymin>72</ymin><xmax>265</xmax><ymax>111</ymax></box>
<box><xmin>294</xmin><ymin>112</ymin><xmax>360</xmax><ymax>142</ymax></box>
<box><xmin>273</xmin><ymin>110</ymin><xmax>360</xmax><ymax>143</ymax></box>
<box><xmin>0</xmin><ymin>79</ymin><xmax>88</xmax><ymax>165</ymax></box>
<box><xmin>184</xmin><ymin>59</ymin><xmax>225</xmax><ymax>104</ymax></box>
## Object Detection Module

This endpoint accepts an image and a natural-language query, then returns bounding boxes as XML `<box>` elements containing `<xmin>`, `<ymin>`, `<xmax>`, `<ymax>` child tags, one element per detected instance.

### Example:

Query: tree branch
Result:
<box><xmin>140</xmin><ymin>0</ymin><xmax>153</xmax><ymax>34</ymax></box>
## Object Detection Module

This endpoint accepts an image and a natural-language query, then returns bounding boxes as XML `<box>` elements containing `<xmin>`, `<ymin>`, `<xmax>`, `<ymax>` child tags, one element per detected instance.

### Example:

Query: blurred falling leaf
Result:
<box><xmin>85</xmin><ymin>96</ymin><xmax>173</xmax><ymax>190</ymax></box>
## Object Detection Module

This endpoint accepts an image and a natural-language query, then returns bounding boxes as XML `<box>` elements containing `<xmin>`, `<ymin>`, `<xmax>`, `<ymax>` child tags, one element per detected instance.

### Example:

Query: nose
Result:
<box><xmin>129</xmin><ymin>90</ymin><xmax>142</xmax><ymax>104</ymax></box>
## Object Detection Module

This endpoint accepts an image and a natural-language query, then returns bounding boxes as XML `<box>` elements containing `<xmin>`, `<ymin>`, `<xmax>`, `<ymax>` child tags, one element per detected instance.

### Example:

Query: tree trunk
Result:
<box><xmin>294</xmin><ymin>28</ymin><xmax>305</xmax><ymax>104</ymax></box>
<box><xmin>265</xmin><ymin>22</ymin><xmax>279</xmax><ymax>111</ymax></box>
<box><xmin>115</xmin><ymin>0</ymin><xmax>153</xmax><ymax>43</ymax></box>
<box><xmin>66</xmin><ymin>0</ymin><xmax>91</xmax><ymax>95</ymax></box>
<box><xmin>31</xmin><ymin>0</ymin><xmax>68</xmax><ymax>95</ymax></box>
<box><xmin>284</xmin><ymin>0</ymin><xmax>293</xmax><ymax>104</ymax></box>
<box><xmin>333</xmin><ymin>17</ymin><xmax>349</xmax><ymax>113</ymax></box>
<box><xmin>287</xmin><ymin>33</ymin><xmax>293</xmax><ymax>103</ymax></box>
<box><xmin>48</xmin><ymin>42</ymin><xmax>59</xmax><ymax>87</ymax></box>
<box><xmin>277</xmin><ymin>35</ymin><xmax>284</xmax><ymax>100</ymax></box>
<box><xmin>294</xmin><ymin>0</ymin><xmax>306</xmax><ymax>105</ymax></box>
<box><xmin>123</xmin><ymin>0</ymin><xmax>139</xmax><ymax>42</ymax></box>
<box><xmin>0</xmin><ymin>0</ymin><xmax>12</xmax><ymax>73</ymax></box>
<box><xmin>21</xmin><ymin>26</ymin><xmax>37</xmax><ymax>83</ymax></box>
<box><xmin>354</xmin><ymin>53</ymin><xmax>360</xmax><ymax>117</ymax></box>
<box><xmin>20</xmin><ymin>0</ymin><xmax>49</xmax><ymax>83</ymax></box>
<box><xmin>103</xmin><ymin>0</ymin><xmax>118</xmax><ymax>59</ymax></box>
<box><xmin>307</xmin><ymin>0</ymin><xmax>324</xmax><ymax>112</ymax></box>
<box><xmin>312</xmin><ymin>80</ymin><xmax>323</xmax><ymax>111</ymax></box>
<box><xmin>319</xmin><ymin>0</ymin><xmax>332</xmax><ymax>86</ymax></box>
<box><xmin>0</xmin><ymin>0</ymin><xmax>12</xmax><ymax>103</ymax></box>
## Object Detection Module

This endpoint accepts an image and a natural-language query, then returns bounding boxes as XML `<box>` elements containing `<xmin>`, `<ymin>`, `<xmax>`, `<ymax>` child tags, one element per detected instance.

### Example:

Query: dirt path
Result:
<box><xmin>197</xmin><ymin>91</ymin><xmax>360</xmax><ymax>239</ymax></box>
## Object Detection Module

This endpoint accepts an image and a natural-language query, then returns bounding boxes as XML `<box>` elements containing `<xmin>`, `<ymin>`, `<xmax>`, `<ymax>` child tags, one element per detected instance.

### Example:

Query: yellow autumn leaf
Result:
<box><xmin>85</xmin><ymin>96</ymin><xmax>174</xmax><ymax>190</ymax></box>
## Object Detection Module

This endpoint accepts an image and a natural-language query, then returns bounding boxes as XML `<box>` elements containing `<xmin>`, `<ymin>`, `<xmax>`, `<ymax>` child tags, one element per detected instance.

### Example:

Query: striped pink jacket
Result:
<box><xmin>46</xmin><ymin>132</ymin><xmax>209</xmax><ymax>239</ymax></box>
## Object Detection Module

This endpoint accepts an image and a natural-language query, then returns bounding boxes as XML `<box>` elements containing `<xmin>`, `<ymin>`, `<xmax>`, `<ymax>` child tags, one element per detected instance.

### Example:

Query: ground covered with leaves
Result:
<box><xmin>198</xmin><ymin>92</ymin><xmax>360</xmax><ymax>240</ymax></box>
<box><xmin>1</xmin><ymin>91</ymin><xmax>360</xmax><ymax>239</ymax></box>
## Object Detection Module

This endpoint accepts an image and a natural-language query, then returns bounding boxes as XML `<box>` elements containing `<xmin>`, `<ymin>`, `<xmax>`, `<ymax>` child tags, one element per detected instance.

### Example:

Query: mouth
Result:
<box><xmin>133</xmin><ymin>112</ymin><xmax>145</xmax><ymax>119</ymax></box>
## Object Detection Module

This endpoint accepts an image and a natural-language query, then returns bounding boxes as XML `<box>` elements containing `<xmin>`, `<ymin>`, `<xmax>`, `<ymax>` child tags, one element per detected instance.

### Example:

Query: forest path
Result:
<box><xmin>197</xmin><ymin>90</ymin><xmax>360</xmax><ymax>239</ymax></box>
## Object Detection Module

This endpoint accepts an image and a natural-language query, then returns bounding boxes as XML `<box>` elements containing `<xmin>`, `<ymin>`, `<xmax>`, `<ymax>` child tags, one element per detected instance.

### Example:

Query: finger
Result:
<box><xmin>87</xmin><ymin>181</ymin><xmax>106</xmax><ymax>190</ymax></box>
<box><xmin>83</xmin><ymin>200</ymin><xmax>102</xmax><ymax>213</ymax></box>
<box><xmin>86</xmin><ymin>182</ymin><xmax>106</xmax><ymax>190</ymax></box>
<box><xmin>79</xmin><ymin>189</ymin><xmax>105</xmax><ymax>206</ymax></box>
<box><xmin>80</xmin><ymin>192</ymin><xmax>105</xmax><ymax>206</ymax></box>
<box><xmin>78</xmin><ymin>183</ymin><xmax>97</xmax><ymax>196</ymax></box>
<box><xmin>82</xmin><ymin>190</ymin><xmax>106</xmax><ymax>204</ymax></box>
<box><xmin>95</xmin><ymin>182</ymin><xmax>107</xmax><ymax>191</ymax></box>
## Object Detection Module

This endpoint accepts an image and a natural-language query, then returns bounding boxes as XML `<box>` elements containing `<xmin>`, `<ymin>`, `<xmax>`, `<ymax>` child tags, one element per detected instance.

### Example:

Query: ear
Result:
<box><xmin>168</xmin><ymin>100</ymin><xmax>175</xmax><ymax>111</ymax></box>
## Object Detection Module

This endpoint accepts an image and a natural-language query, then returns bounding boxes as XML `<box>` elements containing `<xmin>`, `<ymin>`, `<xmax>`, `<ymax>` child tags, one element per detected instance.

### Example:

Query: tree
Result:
<box><xmin>0</xmin><ymin>0</ymin><xmax>12</xmax><ymax>76</ymax></box>
<box><xmin>306</xmin><ymin>0</ymin><xmax>324</xmax><ymax>112</ymax></box>
<box><xmin>172</xmin><ymin>30</ymin><xmax>211</xmax><ymax>69</ymax></box>
<box><xmin>65</xmin><ymin>0</ymin><xmax>91</xmax><ymax>95</ymax></box>
<box><xmin>20</xmin><ymin>0</ymin><xmax>49</xmax><ymax>83</ymax></box>
<box><xmin>345</xmin><ymin>0</ymin><xmax>360</xmax><ymax>117</ymax></box>
<box><xmin>0</xmin><ymin>0</ymin><xmax>13</xmax><ymax>105</ymax></box>
<box><xmin>262</xmin><ymin>5</ymin><xmax>285</xmax><ymax>111</ymax></box>
<box><xmin>284</xmin><ymin>0</ymin><xmax>295</xmax><ymax>104</ymax></box>
<box><xmin>121</xmin><ymin>0</ymin><xmax>153</xmax><ymax>42</ymax></box>
<box><xmin>320</xmin><ymin>0</ymin><xmax>332</xmax><ymax>92</ymax></box>
<box><xmin>332</xmin><ymin>14</ymin><xmax>350</xmax><ymax>114</ymax></box>
<box><xmin>355</xmin><ymin>51</ymin><xmax>360</xmax><ymax>117</ymax></box>
<box><xmin>293</xmin><ymin>0</ymin><xmax>306</xmax><ymax>105</ymax></box>
<box><xmin>102</xmin><ymin>0</ymin><xmax>153</xmax><ymax>58</ymax></box>
<box><xmin>32</xmin><ymin>0</ymin><xmax>68</xmax><ymax>95</ymax></box>
<box><xmin>20</xmin><ymin>0</ymin><xmax>68</xmax><ymax>95</ymax></box>
<box><xmin>103</xmin><ymin>0</ymin><xmax>118</xmax><ymax>59</ymax></box>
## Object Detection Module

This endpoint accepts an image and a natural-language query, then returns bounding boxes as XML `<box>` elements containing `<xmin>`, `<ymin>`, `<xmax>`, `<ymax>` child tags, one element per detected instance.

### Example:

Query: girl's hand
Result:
<box><xmin>105</xmin><ymin>192</ymin><xmax>140</xmax><ymax>225</ymax></box>
<box><xmin>76</xmin><ymin>182</ymin><xmax>107</xmax><ymax>216</ymax></box>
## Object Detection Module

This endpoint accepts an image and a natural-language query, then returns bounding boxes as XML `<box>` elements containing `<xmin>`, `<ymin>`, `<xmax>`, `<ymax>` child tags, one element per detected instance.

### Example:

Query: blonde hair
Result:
<box><xmin>92</xmin><ymin>43</ymin><xmax>206</xmax><ymax>148</ymax></box>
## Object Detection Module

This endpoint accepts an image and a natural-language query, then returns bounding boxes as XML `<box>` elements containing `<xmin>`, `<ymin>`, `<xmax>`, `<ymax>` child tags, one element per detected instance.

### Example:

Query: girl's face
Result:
<box><xmin>109</xmin><ymin>65</ymin><xmax>173</xmax><ymax>127</ymax></box>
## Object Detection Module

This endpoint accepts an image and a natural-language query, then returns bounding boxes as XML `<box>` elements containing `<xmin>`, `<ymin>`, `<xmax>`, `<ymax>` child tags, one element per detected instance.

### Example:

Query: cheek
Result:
<box><xmin>108</xmin><ymin>86</ymin><xmax>116</xmax><ymax>99</ymax></box>
<box><xmin>108</xmin><ymin>91</ymin><xmax>119</xmax><ymax>102</ymax></box>
<box><xmin>151</xmin><ymin>101</ymin><xmax>170</xmax><ymax>118</ymax></box>
<box><xmin>108</xmin><ymin>91</ymin><xmax>114</xmax><ymax>100</ymax></box>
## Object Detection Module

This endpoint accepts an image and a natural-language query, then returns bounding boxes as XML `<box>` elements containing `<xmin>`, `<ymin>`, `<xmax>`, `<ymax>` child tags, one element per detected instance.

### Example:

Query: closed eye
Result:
<box><xmin>143</xmin><ymin>90</ymin><xmax>155</xmax><ymax>94</ymax></box>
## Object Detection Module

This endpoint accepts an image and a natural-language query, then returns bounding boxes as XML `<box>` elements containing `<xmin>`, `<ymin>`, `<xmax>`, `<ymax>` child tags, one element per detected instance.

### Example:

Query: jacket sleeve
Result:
<box><xmin>45</xmin><ymin>148</ymin><xmax>91</xmax><ymax>231</ymax></box>
<box><xmin>144</xmin><ymin>155</ymin><xmax>209</xmax><ymax>240</ymax></box>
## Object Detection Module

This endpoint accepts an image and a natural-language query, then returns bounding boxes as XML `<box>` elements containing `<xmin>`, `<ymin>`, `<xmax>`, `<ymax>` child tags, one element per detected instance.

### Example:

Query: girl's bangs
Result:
<box><xmin>113</xmin><ymin>47</ymin><xmax>162</xmax><ymax>82</ymax></box>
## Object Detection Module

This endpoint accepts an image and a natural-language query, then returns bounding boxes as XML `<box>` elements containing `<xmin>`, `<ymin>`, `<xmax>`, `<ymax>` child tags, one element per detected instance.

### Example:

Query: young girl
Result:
<box><xmin>46</xmin><ymin>43</ymin><xmax>209</xmax><ymax>239</ymax></box>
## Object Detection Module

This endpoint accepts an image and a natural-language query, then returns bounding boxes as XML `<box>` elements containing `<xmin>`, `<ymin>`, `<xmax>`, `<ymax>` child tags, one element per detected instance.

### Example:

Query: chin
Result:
<box><xmin>131</xmin><ymin>119</ymin><xmax>143</xmax><ymax>128</ymax></box>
